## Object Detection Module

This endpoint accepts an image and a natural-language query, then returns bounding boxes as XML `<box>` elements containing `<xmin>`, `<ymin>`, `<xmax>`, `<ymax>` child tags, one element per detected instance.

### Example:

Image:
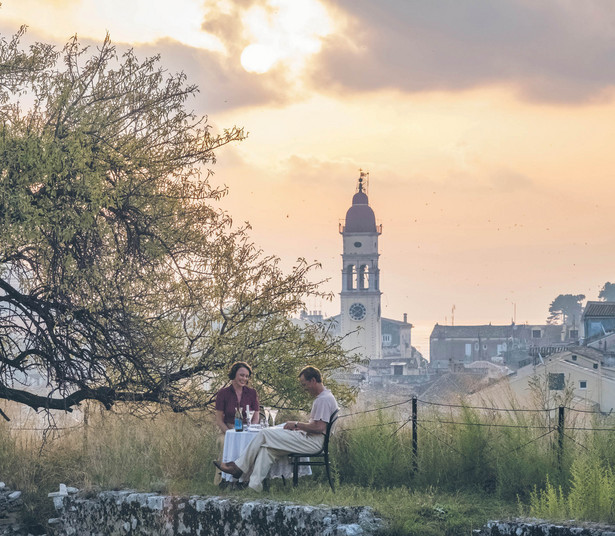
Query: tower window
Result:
<box><xmin>354</xmin><ymin>241</ymin><xmax>362</xmax><ymax>248</ymax></box>
<box><xmin>359</xmin><ymin>264</ymin><xmax>369</xmax><ymax>289</ymax></box>
<box><xmin>346</xmin><ymin>264</ymin><xmax>356</xmax><ymax>290</ymax></box>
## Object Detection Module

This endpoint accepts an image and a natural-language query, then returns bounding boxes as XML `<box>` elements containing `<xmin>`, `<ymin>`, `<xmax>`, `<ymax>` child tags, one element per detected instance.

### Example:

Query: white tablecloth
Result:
<box><xmin>221</xmin><ymin>428</ymin><xmax>312</xmax><ymax>482</ymax></box>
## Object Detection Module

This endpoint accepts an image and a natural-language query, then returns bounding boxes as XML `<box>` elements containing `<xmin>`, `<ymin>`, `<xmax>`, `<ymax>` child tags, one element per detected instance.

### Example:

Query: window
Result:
<box><xmin>569</xmin><ymin>329</ymin><xmax>579</xmax><ymax>339</ymax></box>
<box><xmin>579</xmin><ymin>380</ymin><xmax>587</xmax><ymax>389</ymax></box>
<box><xmin>593</xmin><ymin>363</ymin><xmax>598</xmax><ymax>369</ymax></box>
<box><xmin>571</xmin><ymin>354</ymin><xmax>577</xmax><ymax>361</ymax></box>
<box><xmin>548</xmin><ymin>373</ymin><xmax>565</xmax><ymax>391</ymax></box>
<box><xmin>393</xmin><ymin>365</ymin><xmax>403</xmax><ymax>376</ymax></box>
<box><xmin>382</xmin><ymin>334</ymin><xmax>392</xmax><ymax>346</ymax></box>
<box><xmin>532</xmin><ymin>329</ymin><xmax>542</xmax><ymax>338</ymax></box>
<box><xmin>465</xmin><ymin>343</ymin><xmax>472</xmax><ymax>357</ymax></box>
<box><xmin>474</xmin><ymin>342</ymin><xmax>479</xmax><ymax>350</ymax></box>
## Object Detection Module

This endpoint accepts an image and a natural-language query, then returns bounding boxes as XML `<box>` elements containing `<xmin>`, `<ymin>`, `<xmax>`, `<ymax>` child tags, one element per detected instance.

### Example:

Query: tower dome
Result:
<box><xmin>344</xmin><ymin>182</ymin><xmax>377</xmax><ymax>232</ymax></box>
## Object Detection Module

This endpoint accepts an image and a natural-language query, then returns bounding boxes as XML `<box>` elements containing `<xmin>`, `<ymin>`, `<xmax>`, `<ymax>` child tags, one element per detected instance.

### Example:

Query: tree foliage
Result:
<box><xmin>0</xmin><ymin>32</ymin><xmax>360</xmax><ymax>418</ymax></box>
<box><xmin>598</xmin><ymin>282</ymin><xmax>615</xmax><ymax>302</ymax></box>
<box><xmin>546</xmin><ymin>294</ymin><xmax>585</xmax><ymax>325</ymax></box>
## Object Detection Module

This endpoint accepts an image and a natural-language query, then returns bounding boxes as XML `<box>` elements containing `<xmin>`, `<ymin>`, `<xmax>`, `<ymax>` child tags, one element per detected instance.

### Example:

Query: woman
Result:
<box><xmin>215</xmin><ymin>361</ymin><xmax>260</xmax><ymax>433</ymax></box>
<box><xmin>213</xmin><ymin>362</ymin><xmax>259</xmax><ymax>484</ymax></box>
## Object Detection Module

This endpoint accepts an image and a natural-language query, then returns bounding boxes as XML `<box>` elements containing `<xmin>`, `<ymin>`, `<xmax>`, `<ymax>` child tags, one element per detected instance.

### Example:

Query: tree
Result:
<box><xmin>598</xmin><ymin>282</ymin><xmax>615</xmax><ymax>302</ymax></box>
<box><xmin>0</xmin><ymin>26</ymin><xmax>56</xmax><ymax>100</ymax></box>
<box><xmin>547</xmin><ymin>294</ymin><xmax>585</xmax><ymax>326</ymax></box>
<box><xmin>0</xmin><ymin>32</ymin><xmax>360</xmax><ymax>419</ymax></box>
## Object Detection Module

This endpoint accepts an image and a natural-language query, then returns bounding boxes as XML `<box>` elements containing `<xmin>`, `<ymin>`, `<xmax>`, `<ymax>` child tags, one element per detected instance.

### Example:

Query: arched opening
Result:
<box><xmin>346</xmin><ymin>264</ymin><xmax>356</xmax><ymax>290</ymax></box>
<box><xmin>359</xmin><ymin>264</ymin><xmax>369</xmax><ymax>289</ymax></box>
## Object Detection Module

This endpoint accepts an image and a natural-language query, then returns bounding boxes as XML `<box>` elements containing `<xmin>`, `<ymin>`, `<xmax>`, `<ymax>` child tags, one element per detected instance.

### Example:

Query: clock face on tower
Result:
<box><xmin>349</xmin><ymin>302</ymin><xmax>366</xmax><ymax>321</ymax></box>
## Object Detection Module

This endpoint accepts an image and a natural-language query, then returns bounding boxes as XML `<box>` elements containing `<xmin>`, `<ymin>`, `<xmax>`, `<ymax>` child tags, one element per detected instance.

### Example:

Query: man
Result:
<box><xmin>214</xmin><ymin>366</ymin><xmax>338</xmax><ymax>492</ymax></box>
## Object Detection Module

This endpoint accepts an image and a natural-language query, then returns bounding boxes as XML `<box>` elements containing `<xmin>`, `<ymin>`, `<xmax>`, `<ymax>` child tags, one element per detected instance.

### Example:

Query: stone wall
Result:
<box><xmin>475</xmin><ymin>520</ymin><xmax>615</xmax><ymax>536</ymax></box>
<box><xmin>0</xmin><ymin>483</ymin><xmax>28</xmax><ymax>536</ymax></box>
<box><xmin>48</xmin><ymin>489</ymin><xmax>385</xmax><ymax>536</ymax></box>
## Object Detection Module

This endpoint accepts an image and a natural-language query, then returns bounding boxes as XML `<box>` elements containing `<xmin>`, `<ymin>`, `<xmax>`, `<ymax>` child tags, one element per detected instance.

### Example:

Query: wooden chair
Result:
<box><xmin>287</xmin><ymin>409</ymin><xmax>339</xmax><ymax>492</ymax></box>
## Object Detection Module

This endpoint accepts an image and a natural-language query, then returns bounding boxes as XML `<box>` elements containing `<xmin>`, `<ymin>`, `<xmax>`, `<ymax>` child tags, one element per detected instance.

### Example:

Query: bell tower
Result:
<box><xmin>339</xmin><ymin>171</ymin><xmax>382</xmax><ymax>361</ymax></box>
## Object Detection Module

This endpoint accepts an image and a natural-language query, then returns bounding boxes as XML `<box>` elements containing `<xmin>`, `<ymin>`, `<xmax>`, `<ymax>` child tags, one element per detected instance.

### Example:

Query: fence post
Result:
<box><xmin>557</xmin><ymin>405</ymin><xmax>565</xmax><ymax>471</ymax></box>
<box><xmin>412</xmin><ymin>396</ymin><xmax>418</xmax><ymax>473</ymax></box>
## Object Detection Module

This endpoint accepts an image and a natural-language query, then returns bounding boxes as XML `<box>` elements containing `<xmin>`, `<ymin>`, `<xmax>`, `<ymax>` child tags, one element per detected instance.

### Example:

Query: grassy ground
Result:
<box><xmin>2</xmin><ymin>400</ymin><xmax>614</xmax><ymax>534</ymax></box>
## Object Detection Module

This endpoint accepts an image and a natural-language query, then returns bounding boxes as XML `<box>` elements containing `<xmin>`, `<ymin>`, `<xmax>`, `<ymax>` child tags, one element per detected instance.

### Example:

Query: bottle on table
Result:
<box><xmin>234</xmin><ymin>405</ymin><xmax>243</xmax><ymax>432</ymax></box>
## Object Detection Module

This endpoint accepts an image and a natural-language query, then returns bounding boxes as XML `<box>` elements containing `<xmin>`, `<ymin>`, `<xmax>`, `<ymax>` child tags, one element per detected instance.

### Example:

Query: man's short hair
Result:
<box><xmin>228</xmin><ymin>361</ymin><xmax>252</xmax><ymax>380</ymax></box>
<box><xmin>299</xmin><ymin>366</ymin><xmax>322</xmax><ymax>383</ymax></box>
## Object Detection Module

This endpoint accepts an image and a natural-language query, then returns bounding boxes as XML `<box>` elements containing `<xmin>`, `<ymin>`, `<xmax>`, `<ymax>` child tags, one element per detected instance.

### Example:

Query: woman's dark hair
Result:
<box><xmin>228</xmin><ymin>361</ymin><xmax>252</xmax><ymax>380</ymax></box>
<box><xmin>298</xmin><ymin>366</ymin><xmax>322</xmax><ymax>383</ymax></box>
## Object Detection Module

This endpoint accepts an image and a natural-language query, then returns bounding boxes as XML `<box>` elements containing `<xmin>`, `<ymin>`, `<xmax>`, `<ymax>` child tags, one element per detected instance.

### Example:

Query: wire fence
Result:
<box><xmin>337</xmin><ymin>397</ymin><xmax>615</xmax><ymax>433</ymax></box>
<box><xmin>331</xmin><ymin>396</ymin><xmax>615</xmax><ymax>477</ymax></box>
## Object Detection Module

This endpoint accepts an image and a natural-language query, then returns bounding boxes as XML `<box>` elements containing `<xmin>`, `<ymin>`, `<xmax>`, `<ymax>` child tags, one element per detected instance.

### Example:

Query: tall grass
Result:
<box><xmin>334</xmin><ymin>402</ymin><xmax>569</xmax><ymax>500</ymax></box>
<box><xmin>333</xmin><ymin>410</ymin><xmax>412</xmax><ymax>488</ymax></box>
<box><xmin>527</xmin><ymin>421</ymin><xmax>615</xmax><ymax>523</ymax></box>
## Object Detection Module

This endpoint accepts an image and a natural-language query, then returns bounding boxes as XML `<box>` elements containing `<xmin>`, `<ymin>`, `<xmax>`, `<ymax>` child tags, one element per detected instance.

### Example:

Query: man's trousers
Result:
<box><xmin>235</xmin><ymin>427</ymin><xmax>324</xmax><ymax>492</ymax></box>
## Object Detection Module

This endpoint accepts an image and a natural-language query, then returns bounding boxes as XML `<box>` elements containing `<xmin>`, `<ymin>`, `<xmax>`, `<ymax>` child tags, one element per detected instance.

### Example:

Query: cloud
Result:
<box><xmin>0</xmin><ymin>0</ymin><xmax>320</xmax><ymax>114</ymax></box>
<box><xmin>314</xmin><ymin>0</ymin><xmax>615</xmax><ymax>104</ymax></box>
<box><xmin>132</xmin><ymin>39</ymin><xmax>295</xmax><ymax>114</ymax></box>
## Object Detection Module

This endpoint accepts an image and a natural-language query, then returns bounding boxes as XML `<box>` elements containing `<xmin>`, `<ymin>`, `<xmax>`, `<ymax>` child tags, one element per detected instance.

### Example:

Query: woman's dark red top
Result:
<box><xmin>215</xmin><ymin>384</ymin><xmax>259</xmax><ymax>425</ymax></box>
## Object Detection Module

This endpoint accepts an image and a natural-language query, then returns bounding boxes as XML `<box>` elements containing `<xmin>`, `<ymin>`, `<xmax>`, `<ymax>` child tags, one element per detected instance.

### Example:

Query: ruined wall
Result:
<box><xmin>476</xmin><ymin>520</ymin><xmax>615</xmax><ymax>536</ymax></box>
<box><xmin>48</xmin><ymin>489</ymin><xmax>385</xmax><ymax>536</ymax></box>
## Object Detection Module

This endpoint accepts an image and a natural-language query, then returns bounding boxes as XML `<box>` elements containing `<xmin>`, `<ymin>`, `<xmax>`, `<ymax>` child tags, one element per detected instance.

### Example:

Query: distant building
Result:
<box><xmin>429</xmin><ymin>322</ymin><xmax>580</xmax><ymax>371</ymax></box>
<box><xmin>582</xmin><ymin>301</ymin><xmax>615</xmax><ymax>354</ymax></box>
<box><xmin>468</xmin><ymin>346</ymin><xmax>615</xmax><ymax>413</ymax></box>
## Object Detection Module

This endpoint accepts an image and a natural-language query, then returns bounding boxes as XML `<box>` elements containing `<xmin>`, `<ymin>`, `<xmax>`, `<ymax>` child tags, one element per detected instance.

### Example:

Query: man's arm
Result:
<box><xmin>283</xmin><ymin>419</ymin><xmax>327</xmax><ymax>434</ymax></box>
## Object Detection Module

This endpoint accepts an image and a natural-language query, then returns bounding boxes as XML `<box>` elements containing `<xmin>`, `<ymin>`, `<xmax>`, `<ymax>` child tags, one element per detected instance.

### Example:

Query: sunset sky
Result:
<box><xmin>2</xmin><ymin>0</ymin><xmax>615</xmax><ymax>355</ymax></box>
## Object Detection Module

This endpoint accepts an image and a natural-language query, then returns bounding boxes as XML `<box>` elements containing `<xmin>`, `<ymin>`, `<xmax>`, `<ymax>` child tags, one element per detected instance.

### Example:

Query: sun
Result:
<box><xmin>238</xmin><ymin>0</ymin><xmax>333</xmax><ymax>75</ymax></box>
<box><xmin>240</xmin><ymin>44</ymin><xmax>278</xmax><ymax>74</ymax></box>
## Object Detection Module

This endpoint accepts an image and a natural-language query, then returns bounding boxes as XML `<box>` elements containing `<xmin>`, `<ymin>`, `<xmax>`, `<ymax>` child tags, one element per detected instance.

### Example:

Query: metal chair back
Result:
<box><xmin>288</xmin><ymin>408</ymin><xmax>339</xmax><ymax>491</ymax></box>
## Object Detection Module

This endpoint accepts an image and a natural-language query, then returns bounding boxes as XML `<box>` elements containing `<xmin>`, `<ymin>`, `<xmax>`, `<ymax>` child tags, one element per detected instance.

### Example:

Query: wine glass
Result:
<box><xmin>263</xmin><ymin>406</ymin><xmax>271</xmax><ymax>427</ymax></box>
<box><xmin>245</xmin><ymin>406</ymin><xmax>254</xmax><ymax>427</ymax></box>
<box><xmin>269</xmin><ymin>408</ymin><xmax>279</xmax><ymax>427</ymax></box>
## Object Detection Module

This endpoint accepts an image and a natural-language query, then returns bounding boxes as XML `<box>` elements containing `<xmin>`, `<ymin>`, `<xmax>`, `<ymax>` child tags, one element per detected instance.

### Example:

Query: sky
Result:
<box><xmin>2</xmin><ymin>0</ymin><xmax>615</xmax><ymax>356</ymax></box>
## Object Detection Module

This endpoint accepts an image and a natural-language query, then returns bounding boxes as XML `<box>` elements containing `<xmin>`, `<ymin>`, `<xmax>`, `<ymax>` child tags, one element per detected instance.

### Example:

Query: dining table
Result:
<box><xmin>221</xmin><ymin>426</ymin><xmax>312</xmax><ymax>483</ymax></box>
